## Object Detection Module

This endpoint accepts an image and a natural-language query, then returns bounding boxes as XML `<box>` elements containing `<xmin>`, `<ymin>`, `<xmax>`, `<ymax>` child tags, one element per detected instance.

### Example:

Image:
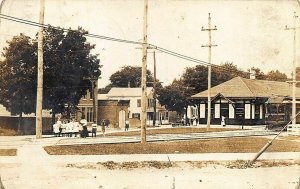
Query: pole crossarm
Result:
<box><xmin>201</xmin><ymin>27</ymin><xmax>217</xmax><ymax>31</ymax></box>
<box><xmin>201</xmin><ymin>45</ymin><xmax>218</xmax><ymax>47</ymax></box>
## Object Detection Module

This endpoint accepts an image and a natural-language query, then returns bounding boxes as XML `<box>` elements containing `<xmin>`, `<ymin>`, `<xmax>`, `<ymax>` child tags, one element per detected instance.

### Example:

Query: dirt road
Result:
<box><xmin>1</xmin><ymin>161</ymin><xmax>299</xmax><ymax>189</ymax></box>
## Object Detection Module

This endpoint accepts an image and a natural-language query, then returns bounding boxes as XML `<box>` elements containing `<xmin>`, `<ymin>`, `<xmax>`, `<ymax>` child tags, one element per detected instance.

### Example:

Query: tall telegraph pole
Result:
<box><xmin>141</xmin><ymin>0</ymin><xmax>148</xmax><ymax>143</ymax></box>
<box><xmin>153</xmin><ymin>51</ymin><xmax>157</xmax><ymax>127</ymax></box>
<box><xmin>201</xmin><ymin>13</ymin><xmax>217</xmax><ymax>131</ymax></box>
<box><xmin>285</xmin><ymin>12</ymin><xmax>298</xmax><ymax>127</ymax></box>
<box><xmin>36</xmin><ymin>0</ymin><xmax>45</xmax><ymax>139</ymax></box>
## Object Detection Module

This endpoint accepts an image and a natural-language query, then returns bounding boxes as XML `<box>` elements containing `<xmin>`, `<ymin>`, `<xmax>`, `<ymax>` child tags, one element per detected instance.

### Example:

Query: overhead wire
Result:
<box><xmin>0</xmin><ymin>13</ymin><xmax>253</xmax><ymax>76</ymax></box>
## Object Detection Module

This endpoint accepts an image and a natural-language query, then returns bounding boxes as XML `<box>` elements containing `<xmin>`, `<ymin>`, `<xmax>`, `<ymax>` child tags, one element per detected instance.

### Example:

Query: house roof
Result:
<box><xmin>106</xmin><ymin>87</ymin><xmax>153</xmax><ymax>98</ymax></box>
<box><xmin>191</xmin><ymin>77</ymin><xmax>300</xmax><ymax>99</ymax></box>
<box><xmin>98</xmin><ymin>94</ymin><xmax>109</xmax><ymax>100</ymax></box>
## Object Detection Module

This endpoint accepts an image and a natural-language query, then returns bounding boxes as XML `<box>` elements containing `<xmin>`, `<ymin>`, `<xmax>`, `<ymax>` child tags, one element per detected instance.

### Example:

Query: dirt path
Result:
<box><xmin>1</xmin><ymin>143</ymin><xmax>100</xmax><ymax>189</ymax></box>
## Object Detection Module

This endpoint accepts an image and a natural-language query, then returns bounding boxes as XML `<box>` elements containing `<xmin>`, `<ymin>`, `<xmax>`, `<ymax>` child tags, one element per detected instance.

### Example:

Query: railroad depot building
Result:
<box><xmin>190</xmin><ymin>76</ymin><xmax>300</xmax><ymax>125</ymax></box>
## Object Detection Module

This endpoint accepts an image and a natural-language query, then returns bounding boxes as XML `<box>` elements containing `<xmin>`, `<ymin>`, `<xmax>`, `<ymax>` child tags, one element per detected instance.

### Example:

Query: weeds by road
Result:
<box><xmin>65</xmin><ymin>160</ymin><xmax>300</xmax><ymax>170</ymax></box>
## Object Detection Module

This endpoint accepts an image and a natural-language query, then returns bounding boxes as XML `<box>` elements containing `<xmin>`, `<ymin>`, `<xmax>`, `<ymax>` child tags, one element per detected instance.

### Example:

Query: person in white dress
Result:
<box><xmin>221</xmin><ymin>116</ymin><xmax>226</xmax><ymax>127</ymax></box>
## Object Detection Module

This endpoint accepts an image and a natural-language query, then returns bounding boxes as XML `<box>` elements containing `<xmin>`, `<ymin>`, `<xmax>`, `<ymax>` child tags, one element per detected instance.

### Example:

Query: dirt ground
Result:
<box><xmin>106</xmin><ymin>127</ymin><xmax>239</xmax><ymax>136</ymax></box>
<box><xmin>44</xmin><ymin>136</ymin><xmax>300</xmax><ymax>155</ymax></box>
<box><xmin>1</xmin><ymin>161</ymin><xmax>299</xmax><ymax>189</ymax></box>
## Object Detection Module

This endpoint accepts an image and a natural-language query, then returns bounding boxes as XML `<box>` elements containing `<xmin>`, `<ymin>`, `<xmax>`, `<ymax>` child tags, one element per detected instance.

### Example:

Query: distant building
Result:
<box><xmin>190</xmin><ymin>76</ymin><xmax>300</xmax><ymax>125</ymax></box>
<box><xmin>98</xmin><ymin>87</ymin><xmax>169</xmax><ymax>128</ymax></box>
<box><xmin>75</xmin><ymin>90</ymin><xmax>97</xmax><ymax>123</ymax></box>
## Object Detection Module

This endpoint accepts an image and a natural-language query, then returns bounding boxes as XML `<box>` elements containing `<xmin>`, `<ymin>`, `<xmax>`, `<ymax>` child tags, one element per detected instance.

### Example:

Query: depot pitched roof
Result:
<box><xmin>191</xmin><ymin>77</ymin><xmax>300</xmax><ymax>99</ymax></box>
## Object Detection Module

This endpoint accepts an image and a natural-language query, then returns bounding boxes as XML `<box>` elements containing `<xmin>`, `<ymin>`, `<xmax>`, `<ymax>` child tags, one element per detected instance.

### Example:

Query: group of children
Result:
<box><xmin>53</xmin><ymin>118</ymin><xmax>80</xmax><ymax>137</ymax></box>
<box><xmin>53</xmin><ymin>116</ymin><xmax>106</xmax><ymax>138</ymax></box>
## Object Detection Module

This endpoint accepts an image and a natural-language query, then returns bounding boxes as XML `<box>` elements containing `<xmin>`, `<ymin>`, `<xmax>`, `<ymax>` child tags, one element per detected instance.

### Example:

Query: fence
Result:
<box><xmin>0</xmin><ymin>116</ymin><xmax>52</xmax><ymax>135</ymax></box>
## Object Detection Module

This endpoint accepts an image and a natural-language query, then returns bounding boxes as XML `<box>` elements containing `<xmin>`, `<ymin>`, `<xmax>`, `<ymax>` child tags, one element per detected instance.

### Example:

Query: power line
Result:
<box><xmin>0</xmin><ymin>13</ymin><xmax>254</xmax><ymax>76</ymax></box>
<box><xmin>0</xmin><ymin>14</ymin><xmax>143</xmax><ymax>45</ymax></box>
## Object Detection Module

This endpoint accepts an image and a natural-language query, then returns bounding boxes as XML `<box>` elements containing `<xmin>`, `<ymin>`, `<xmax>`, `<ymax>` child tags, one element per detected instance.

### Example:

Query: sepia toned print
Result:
<box><xmin>0</xmin><ymin>0</ymin><xmax>300</xmax><ymax>188</ymax></box>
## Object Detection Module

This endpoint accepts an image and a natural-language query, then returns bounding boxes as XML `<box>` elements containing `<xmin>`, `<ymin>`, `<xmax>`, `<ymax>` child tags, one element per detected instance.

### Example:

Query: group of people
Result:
<box><xmin>53</xmin><ymin>116</ymin><xmax>106</xmax><ymax>138</ymax></box>
<box><xmin>53</xmin><ymin>118</ymin><xmax>80</xmax><ymax>137</ymax></box>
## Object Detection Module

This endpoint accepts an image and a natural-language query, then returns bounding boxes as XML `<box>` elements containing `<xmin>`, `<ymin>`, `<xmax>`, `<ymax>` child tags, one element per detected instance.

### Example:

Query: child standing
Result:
<box><xmin>91</xmin><ymin>121</ymin><xmax>97</xmax><ymax>137</ymax></box>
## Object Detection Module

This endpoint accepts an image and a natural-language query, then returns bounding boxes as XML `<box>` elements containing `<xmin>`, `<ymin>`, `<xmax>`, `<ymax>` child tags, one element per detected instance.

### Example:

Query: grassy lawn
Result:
<box><xmin>106</xmin><ymin>127</ymin><xmax>240</xmax><ymax>137</ymax></box>
<box><xmin>44</xmin><ymin>137</ymin><xmax>300</xmax><ymax>155</ymax></box>
<box><xmin>0</xmin><ymin>149</ymin><xmax>17</xmax><ymax>156</ymax></box>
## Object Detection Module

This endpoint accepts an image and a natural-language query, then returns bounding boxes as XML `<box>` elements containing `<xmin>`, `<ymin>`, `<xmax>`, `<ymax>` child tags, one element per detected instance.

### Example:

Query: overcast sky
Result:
<box><xmin>0</xmin><ymin>0</ymin><xmax>299</xmax><ymax>88</ymax></box>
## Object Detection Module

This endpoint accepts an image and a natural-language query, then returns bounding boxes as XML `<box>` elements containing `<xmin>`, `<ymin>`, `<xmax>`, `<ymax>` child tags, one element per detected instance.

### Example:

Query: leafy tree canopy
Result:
<box><xmin>266</xmin><ymin>70</ymin><xmax>287</xmax><ymax>82</ymax></box>
<box><xmin>101</xmin><ymin>65</ymin><xmax>159</xmax><ymax>93</ymax></box>
<box><xmin>156</xmin><ymin>79</ymin><xmax>193</xmax><ymax>115</ymax></box>
<box><xmin>0</xmin><ymin>26</ymin><xmax>101</xmax><ymax>118</ymax></box>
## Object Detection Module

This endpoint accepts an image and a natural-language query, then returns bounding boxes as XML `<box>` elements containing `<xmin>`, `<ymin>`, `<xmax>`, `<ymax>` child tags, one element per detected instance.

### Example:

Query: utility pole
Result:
<box><xmin>36</xmin><ymin>0</ymin><xmax>45</xmax><ymax>139</ymax></box>
<box><xmin>285</xmin><ymin>12</ymin><xmax>298</xmax><ymax>128</ymax></box>
<box><xmin>0</xmin><ymin>0</ymin><xmax>6</xmax><ymax>28</ymax></box>
<box><xmin>153</xmin><ymin>51</ymin><xmax>157</xmax><ymax>127</ymax></box>
<box><xmin>201</xmin><ymin>13</ymin><xmax>217</xmax><ymax>131</ymax></box>
<box><xmin>141</xmin><ymin>0</ymin><xmax>148</xmax><ymax>144</ymax></box>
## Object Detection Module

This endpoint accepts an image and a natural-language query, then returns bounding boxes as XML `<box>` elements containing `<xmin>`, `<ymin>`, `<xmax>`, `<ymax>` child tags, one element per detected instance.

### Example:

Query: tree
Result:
<box><xmin>156</xmin><ymin>79</ymin><xmax>192</xmax><ymax>115</ymax></box>
<box><xmin>0</xmin><ymin>34</ymin><xmax>37</xmax><ymax>134</ymax></box>
<box><xmin>0</xmin><ymin>27</ymin><xmax>101</xmax><ymax>131</ymax></box>
<box><xmin>42</xmin><ymin>27</ymin><xmax>101</xmax><ymax>123</ymax></box>
<box><xmin>102</xmin><ymin>65</ymin><xmax>156</xmax><ymax>93</ymax></box>
<box><xmin>181</xmin><ymin>62</ymin><xmax>247</xmax><ymax>95</ymax></box>
<box><xmin>248</xmin><ymin>67</ymin><xmax>266</xmax><ymax>80</ymax></box>
<box><xmin>266</xmin><ymin>70</ymin><xmax>287</xmax><ymax>82</ymax></box>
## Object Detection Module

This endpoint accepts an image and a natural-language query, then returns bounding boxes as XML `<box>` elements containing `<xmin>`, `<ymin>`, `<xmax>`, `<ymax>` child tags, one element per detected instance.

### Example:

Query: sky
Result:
<box><xmin>0</xmin><ymin>0</ymin><xmax>300</xmax><ymax>88</ymax></box>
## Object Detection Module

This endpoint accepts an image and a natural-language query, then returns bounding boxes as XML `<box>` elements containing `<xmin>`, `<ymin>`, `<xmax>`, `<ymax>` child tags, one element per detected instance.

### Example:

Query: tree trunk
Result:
<box><xmin>51</xmin><ymin>108</ymin><xmax>56</xmax><ymax>132</ymax></box>
<box><xmin>18</xmin><ymin>112</ymin><xmax>23</xmax><ymax>135</ymax></box>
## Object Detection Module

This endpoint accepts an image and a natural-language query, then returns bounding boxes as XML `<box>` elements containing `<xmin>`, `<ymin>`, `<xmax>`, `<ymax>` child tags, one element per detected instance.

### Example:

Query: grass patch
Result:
<box><xmin>44</xmin><ymin>137</ymin><xmax>300</xmax><ymax>155</ymax></box>
<box><xmin>278</xmin><ymin>135</ymin><xmax>300</xmax><ymax>141</ymax></box>
<box><xmin>0</xmin><ymin>149</ymin><xmax>17</xmax><ymax>156</ymax></box>
<box><xmin>106</xmin><ymin>127</ymin><xmax>239</xmax><ymax>137</ymax></box>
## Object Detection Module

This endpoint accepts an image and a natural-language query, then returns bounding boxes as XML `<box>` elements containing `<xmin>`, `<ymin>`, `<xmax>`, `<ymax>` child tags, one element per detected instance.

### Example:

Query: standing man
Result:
<box><xmin>125</xmin><ymin>120</ymin><xmax>129</xmax><ymax>131</ymax></box>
